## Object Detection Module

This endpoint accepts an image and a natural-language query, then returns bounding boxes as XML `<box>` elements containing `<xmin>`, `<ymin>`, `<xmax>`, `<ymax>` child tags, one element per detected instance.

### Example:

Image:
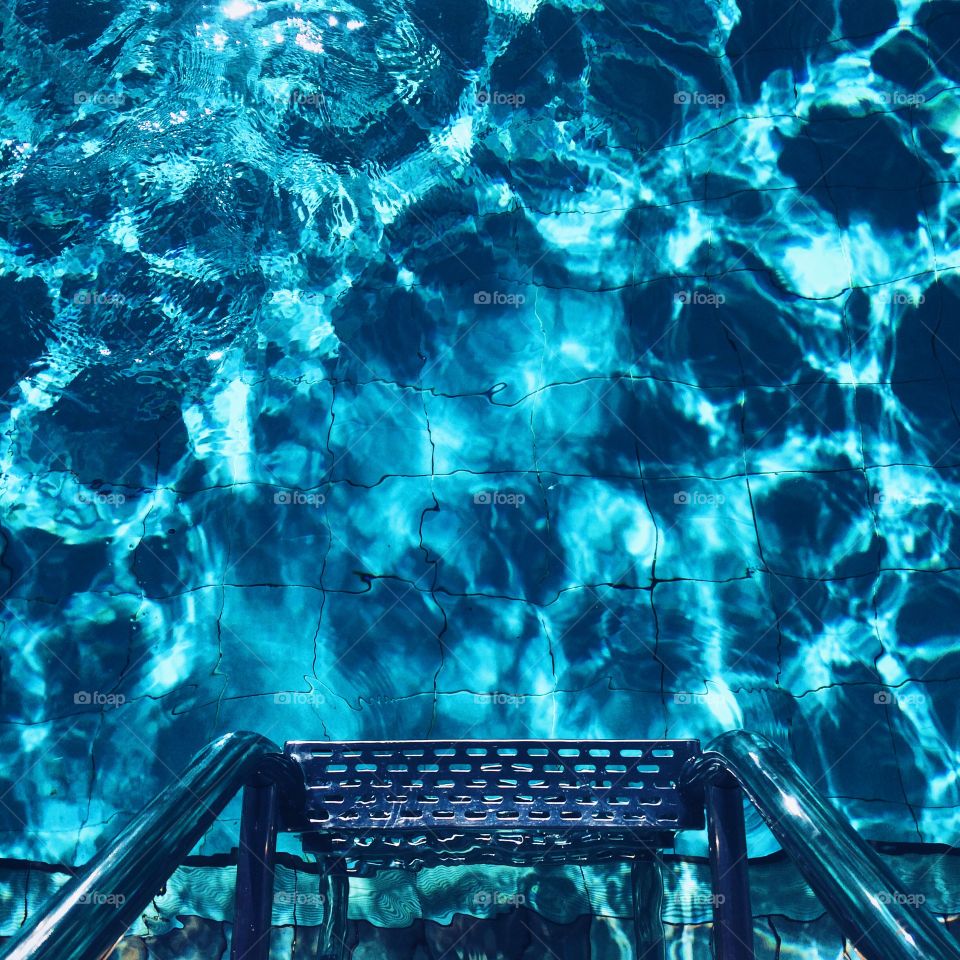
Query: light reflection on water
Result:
<box><xmin>0</xmin><ymin>5</ymin><xmax>959</xmax><ymax>949</ymax></box>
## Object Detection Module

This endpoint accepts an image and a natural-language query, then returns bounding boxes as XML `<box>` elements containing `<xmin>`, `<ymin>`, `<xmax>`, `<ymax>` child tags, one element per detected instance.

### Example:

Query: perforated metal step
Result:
<box><xmin>284</xmin><ymin>739</ymin><xmax>702</xmax><ymax>864</ymax></box>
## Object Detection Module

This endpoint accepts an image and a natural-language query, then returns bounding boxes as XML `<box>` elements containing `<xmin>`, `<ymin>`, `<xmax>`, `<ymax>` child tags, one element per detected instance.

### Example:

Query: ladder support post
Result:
<box><xmin>318</xmin><ymin>858</ymin><xmax>349</xmax><ymax>960</ymax></box>
<box><xmin>231</xmin><ymin>780</ymin><xmax>280</xmax><ymax>960</ymax></box>
<box><xmin>631</xmin><ymin>855</ymin><xmax>665</xmax><ymax>960</ymax></box>
<box><xmin>706</xmin><ymin>779</ymin><xmax>755</xmax><ymax>960</ymax></box>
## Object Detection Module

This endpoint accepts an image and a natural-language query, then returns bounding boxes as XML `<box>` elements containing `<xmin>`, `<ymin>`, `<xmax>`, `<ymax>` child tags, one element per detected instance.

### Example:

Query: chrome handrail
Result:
<box><xmin>0</xmin><ymin>730</ymin><xmax>282</xmax><ymax>960</ymax></box>
<box><xmin>693</xmin><ymin>729</ymin><xmax>960</xmax><ymax>960</ymax></box>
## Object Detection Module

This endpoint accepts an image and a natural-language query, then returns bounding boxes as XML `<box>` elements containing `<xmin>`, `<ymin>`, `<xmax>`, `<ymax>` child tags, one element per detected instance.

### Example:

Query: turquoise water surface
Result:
<box><xmin>1</xmin><ymin>0</ymin><xmax>960</xmax><ymax>953</ymax></box>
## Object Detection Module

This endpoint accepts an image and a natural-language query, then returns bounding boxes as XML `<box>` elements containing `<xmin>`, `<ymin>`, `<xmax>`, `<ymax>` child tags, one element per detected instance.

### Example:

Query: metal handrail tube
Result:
<box><xmin>702</xmin><ymin>730</ymin><xmax>960</xmax><ymax>960</ymax></box>
<box><xmin>0</xmin><ymin>730</ymin><xmax>279</xmax><ymax>960</ymax></box>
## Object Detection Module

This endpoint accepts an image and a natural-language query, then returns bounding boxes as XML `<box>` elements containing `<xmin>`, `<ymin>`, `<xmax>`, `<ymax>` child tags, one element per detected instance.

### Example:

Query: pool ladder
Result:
<box><xmin>1</xmin><ymin>729</ymin><xmax>957</xmax><ymax>960</ymax></box>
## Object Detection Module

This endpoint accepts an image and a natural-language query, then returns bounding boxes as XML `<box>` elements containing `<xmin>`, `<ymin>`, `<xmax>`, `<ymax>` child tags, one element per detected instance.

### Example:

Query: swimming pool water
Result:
<box><xmin>1</xmin><ymin>0</ymin><xmax>960</xmax><ymax>952</ymax></box>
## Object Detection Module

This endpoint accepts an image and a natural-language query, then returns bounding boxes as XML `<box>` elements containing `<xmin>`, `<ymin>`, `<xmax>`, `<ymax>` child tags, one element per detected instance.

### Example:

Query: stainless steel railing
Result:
<box><xmin>692</xmin><ymin>729</ymin><xmax>960</xmax><ymax>960</ymax></box>
<box><xmin>0</xmin><ymin>731</ymin><xmax>282</xmax><ymax>960</ymax></box>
